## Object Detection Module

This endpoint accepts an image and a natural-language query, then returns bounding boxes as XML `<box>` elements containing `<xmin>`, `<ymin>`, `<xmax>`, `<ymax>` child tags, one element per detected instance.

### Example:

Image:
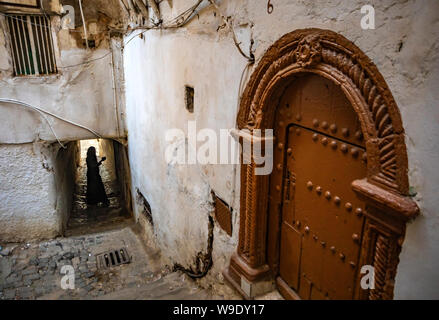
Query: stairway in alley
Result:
<box><xmin>66</xmin><ymin>140</ymin><xmax>131</xmax><ymax>237</ymax></box>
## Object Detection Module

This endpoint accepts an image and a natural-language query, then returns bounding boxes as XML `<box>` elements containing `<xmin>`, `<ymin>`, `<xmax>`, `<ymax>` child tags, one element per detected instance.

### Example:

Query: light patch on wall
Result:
<box><xmin>80</xmin><ymin>139</ymin><xmax>100</xmax><ymax>158</ymax></box>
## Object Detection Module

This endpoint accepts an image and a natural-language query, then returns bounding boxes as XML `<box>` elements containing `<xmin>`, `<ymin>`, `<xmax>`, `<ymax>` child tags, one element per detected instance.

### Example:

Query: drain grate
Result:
<box><xmin>96</xmin><ymin>248</ymin><xmax>131</xmax><ymax>270</ymax></box>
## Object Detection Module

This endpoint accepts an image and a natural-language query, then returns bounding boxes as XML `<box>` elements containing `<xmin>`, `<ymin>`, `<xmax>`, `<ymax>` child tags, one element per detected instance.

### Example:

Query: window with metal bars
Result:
<box><xmin>6</xmin><ymin>14</ymin><xmax>57</xmax><ymax>76</ymax></box>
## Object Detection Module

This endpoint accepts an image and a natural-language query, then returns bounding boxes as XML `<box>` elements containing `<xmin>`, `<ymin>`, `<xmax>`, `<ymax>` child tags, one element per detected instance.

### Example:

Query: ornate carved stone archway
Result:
<box><xmin>224</xmin><ymin>29</ymin><xmax>419</xmax><ymax>300</ymax></box>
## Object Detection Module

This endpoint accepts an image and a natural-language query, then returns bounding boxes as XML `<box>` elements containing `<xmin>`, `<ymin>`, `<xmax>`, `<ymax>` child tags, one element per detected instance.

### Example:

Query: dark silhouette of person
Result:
<box><xmin>86</xmin><ymin>146</ymin><xmax>109</xmax><ymax>207</ymax></box>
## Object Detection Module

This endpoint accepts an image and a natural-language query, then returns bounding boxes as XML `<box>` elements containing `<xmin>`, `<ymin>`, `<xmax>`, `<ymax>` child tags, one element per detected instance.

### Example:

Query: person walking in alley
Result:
<box><xmin>86</xmin><ymin>146</ymin><xmax>110</xmax><ymax>207</ymax></box>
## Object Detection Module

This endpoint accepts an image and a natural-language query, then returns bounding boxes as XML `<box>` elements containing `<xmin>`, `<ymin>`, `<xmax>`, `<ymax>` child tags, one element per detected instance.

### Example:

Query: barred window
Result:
<box><xmin>0</xmin><ymin>1</ymin><xmax>40</xmax><ymax>8</ymax></box>
<box><xmin>6</xmin><ymin>14</ymin><xmax>57</xmax><ymax>76</ymax></box>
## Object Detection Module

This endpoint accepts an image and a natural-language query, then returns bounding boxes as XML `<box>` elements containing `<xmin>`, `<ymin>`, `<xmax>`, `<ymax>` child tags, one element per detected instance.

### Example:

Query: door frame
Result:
<box><xmin>223</xmin><ymin>29</ymin><xmax>419</xmax><ymax>300</ymax></box>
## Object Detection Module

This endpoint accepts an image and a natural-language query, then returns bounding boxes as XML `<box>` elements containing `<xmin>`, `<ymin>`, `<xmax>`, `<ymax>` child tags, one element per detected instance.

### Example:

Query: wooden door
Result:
<box><xmin>274</xmin><ymin>74</ymin><xmax>367</xmax><ymax>300</ymax></box>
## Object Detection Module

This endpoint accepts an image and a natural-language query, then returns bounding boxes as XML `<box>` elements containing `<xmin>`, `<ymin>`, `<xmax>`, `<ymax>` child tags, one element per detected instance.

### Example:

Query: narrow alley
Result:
<box><xmin>1</xmin><ymin>0</ymin><xmax>438</xmax><ymax>305</ymax></box>
<box><xmin>66</xmin><ymin>139</ymin><xmax>131</xmax><ymax>236</ymax></box>
<box><xmin>0</xmin><ymin>139</ymin><xmax>242</xmax><ymax>300</ymax></box>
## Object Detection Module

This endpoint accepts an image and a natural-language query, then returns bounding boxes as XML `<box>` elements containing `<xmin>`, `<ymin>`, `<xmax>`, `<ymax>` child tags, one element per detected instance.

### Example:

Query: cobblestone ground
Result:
<box><xmin>0</xmin><ymin>226</ymin><xmax>232</xmax><ymax>300</ymax></box>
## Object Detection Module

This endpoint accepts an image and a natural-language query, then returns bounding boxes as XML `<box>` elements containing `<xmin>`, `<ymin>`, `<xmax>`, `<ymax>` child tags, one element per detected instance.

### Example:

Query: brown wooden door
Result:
<box><xmin>274</xmin><ymin>74</ymin><xmax>367</xmax><ymax>300</ymax></box>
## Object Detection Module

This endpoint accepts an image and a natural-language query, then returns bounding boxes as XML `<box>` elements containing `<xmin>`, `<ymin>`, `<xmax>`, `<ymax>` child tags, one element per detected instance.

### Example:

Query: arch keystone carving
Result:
<box><xmin>295</xmin><ymin>34</ymin><xmax>322</xmax><ymax>67</ymax></box>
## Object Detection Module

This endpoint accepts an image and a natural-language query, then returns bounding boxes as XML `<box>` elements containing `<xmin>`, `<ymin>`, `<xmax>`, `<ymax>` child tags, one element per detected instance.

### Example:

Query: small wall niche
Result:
<box><xmin>185</xmin><ymin>85</ymin><xmax>194</xmax><ymax>113</ymax></box>
<box><xmin>136</xmin><ymin>188</ymin><xmax>153</xmax><ymax>226</ymax></box>
<box><xmin>213</xmin><ymin>193</ymin><xmax>232</xmax><ymax>236</ymax></box>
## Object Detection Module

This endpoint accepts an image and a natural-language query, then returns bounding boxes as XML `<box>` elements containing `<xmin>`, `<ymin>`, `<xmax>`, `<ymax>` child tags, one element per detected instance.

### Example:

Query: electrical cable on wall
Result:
<box><xmin>1</xmin><ymin>0</ymin><xmax>254</xmax><ymax>66</ymax></box>
<box><xmin>0</xmin><ymin>98</ymin><xmax>103</xmax><ymax>148</ymax></box>
<box><xmin>78</xmin><ymin>0</ymin><xmax>89</xmax><ymax>49</ymax></box>
<box><xmin>0</xmin><ymin>12</ymin><xmax>51</xmax><ymax>29</ymax></box>
<box><xmin>1</xmin><ymin>1</ymin><xmax>203</xmax><ymax>68</ymax></box>
<box><xmin>122</xmin><ymin>0</ymin><xmax>204</xmax><ymax>47</ymax></box>
<box><xmin>1</xmin><ymin>1</ymin><xmax>253</xmax><ymax>69</ymax></box>
<box><xmin>173</xmin><ymin>215</ymin><xmax>214</xmax><ymax>279</ymax></box>
<box><xmin>122</xmin><ymin>0</ymin><xmax>254</xmax><ymax>64</ymax></box>
<box><xmin>58</xmin><ymin>52</ymin><xmax>112</xmax><ymax>69</ymax></box>
<box><xmin>207</xmin><ymin>0</ymin><xmax>255</xmax><ymax>63</ymax></box>
<box><xmin>0</xmin><ymin>0</ymin><xmax>254</xmax><ymax>149</ymax></box>
<box><xmin>120</xmin><ymin>0</ymin><xmax>255</xmax><ymax>222</ymax></box>
<box><xmin>0</xmin><ymin>12</ymin><xmax>106</xmax><ymax>69</ymax></box>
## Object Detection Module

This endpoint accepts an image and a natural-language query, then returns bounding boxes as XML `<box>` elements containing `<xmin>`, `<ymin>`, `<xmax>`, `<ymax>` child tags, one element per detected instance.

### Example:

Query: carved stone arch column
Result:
<box><xmin>224</xmin><ymin>29</ymin><xmax>419</xmax><ymax>299</ymax></box>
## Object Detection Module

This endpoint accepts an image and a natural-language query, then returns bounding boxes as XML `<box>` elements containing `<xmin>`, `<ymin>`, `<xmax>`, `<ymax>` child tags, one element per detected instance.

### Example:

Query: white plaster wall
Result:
<box><xmin>113</xmin><ymin>141</ymin><xmax>133</xmax><ymax>214</ymax></box>
<box><xmin>98</xmin><ymin>139</ymin><xmax>117</xmax><ymax>182</ymax></box>
<box><xmin>0</xmin><ymin>143</ymin><xmax>59</xmax><ymax>242</ymax></box>
<box><xmin>124</xmin><ymin>28</ymin><xmax>244</xmax><ymax>269</ymax></box>
<box><xmin>124</xmin><ymin>0</ymin><xmax>439</xmax><ymax>298</ymax></box>
<box><xmin>0</xmin><ymin>141</ymin><xmax>77</xmax><ymax>242</ymax></box>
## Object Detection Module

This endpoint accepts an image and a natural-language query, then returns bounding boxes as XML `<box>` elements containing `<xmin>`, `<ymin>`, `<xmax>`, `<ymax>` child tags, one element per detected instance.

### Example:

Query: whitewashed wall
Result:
<box><xmin>0</xmin><ymin>142</ymin><xmax>76</xmax><ymax>241</ymax></box>
<box><xmin>124</xmin><ymin>0</ymin><xmax>439</xmax><ymax>299</ymax></box>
